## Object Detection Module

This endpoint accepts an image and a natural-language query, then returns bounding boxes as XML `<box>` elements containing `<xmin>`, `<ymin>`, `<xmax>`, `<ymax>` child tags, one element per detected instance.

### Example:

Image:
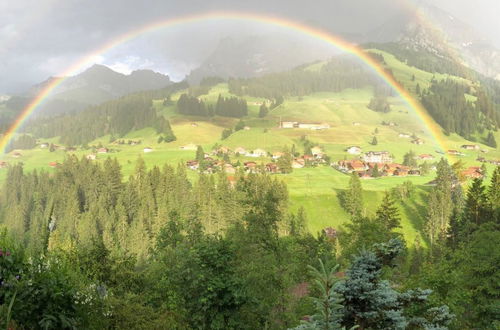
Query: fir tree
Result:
<box><xmin>375</xmin><ymin>191</ymin><xmax>401</xmax><ymax>230</ymax></box>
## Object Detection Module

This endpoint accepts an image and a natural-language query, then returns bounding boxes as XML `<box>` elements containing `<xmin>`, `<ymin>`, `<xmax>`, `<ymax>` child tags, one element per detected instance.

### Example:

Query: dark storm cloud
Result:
<box><xmin>0</xmin><ymin>0</ymin><xmax>498</xmax><ymax>93</ymax></box>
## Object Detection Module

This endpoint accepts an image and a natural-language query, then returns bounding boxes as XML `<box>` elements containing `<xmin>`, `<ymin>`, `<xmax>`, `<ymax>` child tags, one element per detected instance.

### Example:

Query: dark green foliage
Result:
<box><xmin>228</xmin><ymin>56</ymin><xmax>382</xmax><ymax>99</ymax></box>
<box><xmin>403</xmin><ymin>150</ymin><xmax>417</xmax><ymax>168</ymax></box>
<box><xmin>486</xmin><ymin>131</ymin><xmax>497</xmax><ymax>148</ymax></box>
<box><xmin>291</xmin><ymin>260</ymin><xmax>344</xmax><ymax>330</ymax></box>
<box><xmin>336</xmin><ymin>239</ymin><xmax>453</xmax><ymax>329</ymax></box>
<box><xmin>5</xmin><ymin>134</ymin><xmax>37</xmax><ymax>153</ymax></box>
<box><xmin>215</xmin><ymin>94</ymin><xmax>248</xmax><ymax>118</ymax></box>
<box><xmin>370</xmin><ymin>136</ymin><xmax>378</xmax><ymax>145</ymax></box>
<box><xmin>221</xmin><ymin>128</ymin><xmax>232</xmax><ymax>140</ymax></box>
<box><xmin>234</xmin><ymin>120</ymin><xmax>245</xmax><ymax>131</ymax></box>
<box><xmin>28</xmin><ymin>83</ymin><xmax>186</xmax><ymax>146</ymax></box>
<box><xmin>340</xmin><ymin>173</ymin><xmax>364</xmax><ymax>219</ymax></box>
<box><xmin>368</xmin><ymin>96</ymin><xmax>391</xmax><ymax>113</ymax></box>
<box><xmin>177</xmin><ymin>93</ymin><xmax>209</xmax><ymax>116</ymax></box>
<box><xmin>421</xmin><ymin>80</ymin><xmax>498</xmax><ymax>139</ymax></box>
<box><xmin>375</xmin><ymin>191</ymin><xmax>401</xmax><ymax>231</ymax></box>
<box><xmin>258</xmin><ymin>102</ymin><xmax>269</xmax><ymax>118</ymax></box>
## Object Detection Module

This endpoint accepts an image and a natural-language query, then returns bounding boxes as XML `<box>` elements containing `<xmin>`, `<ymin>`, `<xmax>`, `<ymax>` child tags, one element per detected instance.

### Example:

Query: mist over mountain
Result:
<box><xmin>28</xmin><ymin>64</ymin><xmax>172</xmax><ymax>105</ymax></box>
<box><xmin>187</xmin><ymin>35</ymin><xmax>336</xmax><ymax>84</ymax></box>
<box><xmin>367</xmin><ymin>1</ymin><xmax>500</xmax><ymax>79</ymax></box>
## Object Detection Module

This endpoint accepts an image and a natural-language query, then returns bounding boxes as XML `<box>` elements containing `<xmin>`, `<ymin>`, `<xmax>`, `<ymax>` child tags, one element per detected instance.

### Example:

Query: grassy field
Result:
<box><xmin>1</xmin><ymin>52</ymin><xmax>499</xmax><ymax>245</ymax></box>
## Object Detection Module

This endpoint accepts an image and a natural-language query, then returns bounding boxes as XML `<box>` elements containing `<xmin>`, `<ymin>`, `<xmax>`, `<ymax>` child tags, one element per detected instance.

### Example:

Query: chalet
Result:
<box><xmin>247</xmin><ymin>149</ymin><xmax>267</xmax><ymax>158</ymax></box>
<box><xmin>411</xmin><ymin>138</ymin><xmax>424</xmax><ymax>145</ymax></box>
<box><xmin>352</xmin><ymin>122</ymin><xmax>361</xmax><ymax>126</ymax></box>
<box><xmin>337</xmin><ymin>160</ymin><xmax>367</xmax><ymax>173</ymax></box>
<box><xmin>488</xmin><ymin>159</ymin><xmax>500</xmax><ymax>166</ymax></box>
<box><xmin>292</xmin><ymin>158</ymin><xmax>305</xmax><ymax>169</ymax></box>
<box><xmin>214</xmin><ymin>146</ymin><xmax>231</xmax><ymax>155</ymax></box>
<box><xmin>12</xmin><ymin>152</ymin><xmax>22</xmax><ymax>158</ymax></box>
<box><xmin>223</xmin><ymin>163</ymin><xmax>236</xmax><ymax>174</ymax></box>
<box><xmin>180</xmin><ymin>143</ymin><xmax>197</xmax><ymax>150</ymax></box>
<box><xmin>191</xmin><ymin>123</ymin><xmax>198</xmax><ymax>127</ymax></box>
<box><xmin>476</xmin><ymin>157</ymin><xmax>486</xmax><ymax>162</ymax></box>
<box><xmin>398</xmin><ymin>133</ymin><xmax>411</xmax><ymax>138</ymax></box>
<box><xmin>298</xmin><ymin>123</ymin><xmax>330</xmax><ymax>130</ymax></box>
<box><xmin>0</xmin><ymin>161</ymin><xmax>8</xmax><ymax>169</ymax></box>
<box><xmin>86</xmin><ymin>154</ymin><xmax>97</xmax><ymax>160</ymax></box>
<box><xmin>265</xmin><ymin>163</ymin><xmax>279</xmax><ymax>173</ymax></box>
<box><xmin>394</xmin><ymin>167</ymin><xmax>410</xmax><ymax>177</ymax></box>
<box><xmin>243</xmin><ymin>126</ymin><xmax>251</xmax><ymax>130</ymax></box>
<box><xmin>418</xmin><ymin>154</ymin><xmax>434</xmax><ymax>160</ymax></box>
<box><xmin>303</xmin><ymin>155</ymin><xmax>315</xmax><ymax>163</ymax></box>
<box><xmin>143</xmin><ymin>147</ymin><xmax>153</xmax><ymax>153</ymax></box>
<box><xmin>311</xmin><ymin>146</ymin><xmax>323</xmax><ymax>156</ymax></box>
<box><xmin>244</xmin><ymin>161</ymin><xmax>258</xmax><ymax>173</ymax></box>
<box><xmin>462</xmin><ymin>167</ymin><xmax>483</xmax><ymax>179</ymax></box>
<box><xmin>234</xmin><ymin>147</ymin><xmax>247</xmax><ymax>155</ymax></box>
<box><xmin>382</xmin><ymin>163</ymin><xmax>400</xmax><ymax>176</ymax></box>
<box><xmin>40</xmin><ymin>143</ymin><xmax>49</xmax><ymax>149</ymax></box>
<box><xmin>346</xmin><ymin>146</ymin><xmax>361</xmax><ymax>155</ymax></box>
<box><xmin>461</xmin><ymin>144</ymin><xmax>479</xmax><ymax>150</ymax></box>
<box><xmin>186</xmin><ymin>160</ymin><xmax>199</xmax><ymax>170</ymax></box>
<box><xmin>97</xmin><ymin>148</ymin><xmax>108</xmax><ymax>154</ymax></box>
<box><xmin>363</xmin><ymin>151</ymin><xmax>392</xmax><ymax>163</ymax></box>
<box><xmin>48</xmin><ymin>162</ymin><xmax>59</xmax><ymax>168</ymax></box>
<box><xmin>447</xmin><ymin>150</ymin><xmax>463</xmax><ymax>156</ymax></box>
<box><xmin>272</xmin><ymin>152</ymin><xmax>284</xmax><ymax>159</ymax></box>
<box><xmin>281</xmin><ymin>121</ymin><xmax>298</xmax><ymax>129</ymax></box>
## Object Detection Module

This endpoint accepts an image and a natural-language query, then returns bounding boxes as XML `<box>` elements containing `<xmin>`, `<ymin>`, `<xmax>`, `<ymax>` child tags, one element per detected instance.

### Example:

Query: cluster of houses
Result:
<box><xmin>185</xmin><ymin>145</ymin><xmax>328</xmax><ymax>174</ymax></box>
<box><xmin>335</xmin><ymin>151</ymin><xmax>422</xmax><ymax>179</ymax></box>
<box><xmin>279</xmin><ymin>121</ymin><xmax>331</xmax><ymax>130</ymax></box>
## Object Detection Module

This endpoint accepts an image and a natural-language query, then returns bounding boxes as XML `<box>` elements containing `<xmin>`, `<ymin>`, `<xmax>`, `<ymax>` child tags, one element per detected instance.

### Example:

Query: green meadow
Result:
<box><xmin>1</xmin><ymin>52</ymin><xmax>499</xmax><ymax>245</ymax></box>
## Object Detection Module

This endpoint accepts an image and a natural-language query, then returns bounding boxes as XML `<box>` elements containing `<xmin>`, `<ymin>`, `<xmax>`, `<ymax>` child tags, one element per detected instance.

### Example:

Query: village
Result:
<box><xmin>1</xmin><ymin>137</ymin><xmax>497</xmax><ymax>182</ymax></box>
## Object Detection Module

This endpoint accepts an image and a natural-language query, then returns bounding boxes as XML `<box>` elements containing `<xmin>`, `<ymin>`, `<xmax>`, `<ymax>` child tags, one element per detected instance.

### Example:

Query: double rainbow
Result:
<box><xmin>0</xmin><ymin>11</ymin><xmax>448</xmax><ymax>154</ymax></box>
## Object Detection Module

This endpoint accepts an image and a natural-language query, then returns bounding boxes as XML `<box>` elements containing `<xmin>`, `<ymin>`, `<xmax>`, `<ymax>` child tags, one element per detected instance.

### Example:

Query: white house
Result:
<box><xmin>247</xmin><ymin>148</ymin><xmax>267</xmax><ymax>157</ymax></box>
<box><xmin>363</xmin><ymin>151</ymin><xmax>393</xmax><ymax>163</ymax></box>
<box><xmin>346</xmin><ymin>146</ymin><xmax>362</xmax><ymax>155</ymax></box>
<box><xmin>143</xmin><ymin>147</ymin><xmax>153</xmax><ymax>153</ymax></box>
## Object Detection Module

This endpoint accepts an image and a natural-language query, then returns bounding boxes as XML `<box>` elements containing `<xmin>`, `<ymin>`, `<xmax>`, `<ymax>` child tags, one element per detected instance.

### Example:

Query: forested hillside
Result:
<box><xmin>1</xmin><ymin>156</ymin><xmax>498</xmax><ymax>328</ymax></box>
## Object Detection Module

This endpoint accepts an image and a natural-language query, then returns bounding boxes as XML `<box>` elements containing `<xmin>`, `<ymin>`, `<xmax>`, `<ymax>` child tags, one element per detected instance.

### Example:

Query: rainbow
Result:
<box><xmin>1</xmin><ymin>11</ymin><xmax>449</xmax><ymax>154</ymax></box>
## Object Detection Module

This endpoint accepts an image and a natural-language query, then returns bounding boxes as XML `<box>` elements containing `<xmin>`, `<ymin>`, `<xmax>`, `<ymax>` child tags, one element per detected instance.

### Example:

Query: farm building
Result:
<box><xmin>86</xmin><ymin>154</ymin><xmax>97</xmax><ymax>160</ymax></box>
<box><xmin>411</xmin><ymin>138</ymin><xmax>424</xmax><ymax>145</ymax></box>
<box><xmin>247</xmin><ymin>149</ymin><xmax>267</xmax><ymax>157</ymax></box>
<box><xmin>97</xmin><ymin>148</ymin><xmax>108</xmax><ymax>154</ymax></box>
<box><xmin>363</xmin><ymin>151</ymin><xmax>393</xmax><ymax>163</ymax></box>
<box><xmin>418</xmin><ymin>154</ymin><xmax>434</xmax><ymax>160</ymax></box>
<box><xmin>143</xmin><ymin>147</ymin><xmax>153</xmax><ymax>153</ymax></box>
<box><xmin>461</xmin><ymin>144</ymin><xmax>479</xmax><ymax>150</ymax></box>
<box><xmin>462</xmin><ymin>167</ymin><xmax>483</xmax><ymax>179</ymax></box>
<box><xmin>234</xmin><ymin>147</ymin><xmax>247</xmax><ymax>155</ymax></box>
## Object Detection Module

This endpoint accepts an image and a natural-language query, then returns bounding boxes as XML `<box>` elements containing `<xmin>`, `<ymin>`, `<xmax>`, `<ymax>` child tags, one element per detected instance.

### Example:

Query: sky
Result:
<box><xmin>0</xmin><ymin>0</ymin><xmax>499</xmax><ymax>94</ymax></box>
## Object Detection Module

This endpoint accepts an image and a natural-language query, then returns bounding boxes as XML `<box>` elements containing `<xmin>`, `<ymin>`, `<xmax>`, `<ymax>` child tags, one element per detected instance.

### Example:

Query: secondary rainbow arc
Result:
<box><xmin>0</xmin><ymin>11</ymin><xmax>449</xmax><ymax>155</ymax></box>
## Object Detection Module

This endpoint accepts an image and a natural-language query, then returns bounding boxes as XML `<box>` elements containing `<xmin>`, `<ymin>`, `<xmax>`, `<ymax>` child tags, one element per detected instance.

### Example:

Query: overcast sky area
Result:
<box><xmin>1</xmin><ymin>0</ymin><xmax>499</xmax><ymax>94</ymax></box>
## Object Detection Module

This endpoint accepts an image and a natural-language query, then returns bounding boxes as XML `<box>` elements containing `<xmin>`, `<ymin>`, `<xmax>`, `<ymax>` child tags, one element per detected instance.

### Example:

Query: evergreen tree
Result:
<box><xmin>195</xmin><ymin>145</ymin><xmax>205</xmax><ymax>162</ymax></box>
<box><xmin>343</xmin><ymin>173</ymin><xmax>363</xmax><ymax>219</ymax></box>
<box><xmin>291</xmin><ymin>260</ymin><xmax>344</xmax><ymax>330</ymax></box>
<box><xmin>402</xmin><ymin>150</ymin><xmax>417</xmax><ymax>167</ymax></box>
<box><xmin>258</xmin><ymin>103</ymin><xmax>269</xmax><ymax>118</ymax></box>
<box><xmin>371</xmin><ymin>136</ymin><xmax>378</xmax><ymax>145</ymax></box>
<box><xmin>486</xmin><ymin>131</ymin><xmax>497</xmax><ymax>148</ymax></box>
<box><xmin>375</xmin><ymin>191</ymin><xmax>401</xmax><ymax>230</ymax></box>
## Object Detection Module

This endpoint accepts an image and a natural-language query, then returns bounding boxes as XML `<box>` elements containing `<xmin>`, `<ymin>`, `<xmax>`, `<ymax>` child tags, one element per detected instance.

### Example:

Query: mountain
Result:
<box><xmin>28</xmin><ymin>64</ymin><xmax>172</xmax><ymax>106</ymax></box>
<box><xmin>367</xmin><ymin>2</ymin><xmax>500</xmax><ymax>79</ymax></box>
<box><xmin>187</xmin><ymin>35</ymin><xmax>336</xmax><ymax>84</ymax></box>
